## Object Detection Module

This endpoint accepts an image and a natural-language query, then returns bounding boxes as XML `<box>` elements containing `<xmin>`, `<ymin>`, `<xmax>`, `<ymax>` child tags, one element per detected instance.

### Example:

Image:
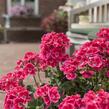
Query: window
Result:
<box><xmin>7</xmin><ymin>0</ymin><xmax>39</xmax><ymax>15</ymax></box>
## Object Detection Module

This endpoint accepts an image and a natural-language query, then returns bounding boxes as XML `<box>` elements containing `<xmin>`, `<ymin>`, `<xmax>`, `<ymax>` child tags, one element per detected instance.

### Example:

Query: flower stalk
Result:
<box><xmin>33</xmin><ymin>76</ymin><xmax>39</xmax><ymax>87</ymax></box>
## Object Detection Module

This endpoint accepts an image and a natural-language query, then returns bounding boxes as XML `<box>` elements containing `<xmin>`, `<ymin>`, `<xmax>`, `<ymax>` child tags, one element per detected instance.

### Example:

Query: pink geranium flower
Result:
<box><xmin>34</xmin><ymin>84</ymin><xmax>60</xmax><ymax>108</ymax></box>
<box><xmin>97</xmin><ymin>28</ymin><xmax>109</xmax><ymax>40</ymax></box>
<box><xmin>24</xmin><ymin>63</ymin><xmax>36</xmax><ymax>75</ymax></box>
<box><xmin>59</xmin><ymin>94</ymin><xmax>81</xmax><ymax>109</ymax></box>
<box><xmin>80</xmin><ymin>70</ymin><xmax>95</xmax><ymax>79</ymax></box>
<box><xmin>81</xmin><ymin>90</ymin><xmax>109</xmax><ymax>109</ymax></box>
<box><xmin>0</xmin><ymin>73</ymin><xmax>19</xmax><ymax>91</ymax></box>
<box><xmin>60</xmin><ymin>58</ymin><xmax>77</xmax><ymax>80</ymax></box>
<box><xmin>39</xmin><ymin>32</ymin><xmax>71</xmax><ymax>67</ymax></box>
<box><xmin>4</xmin><ymin>86</ymin><xmax>31</xmax><ymax>109</ymax></box>
<box><xmin>88</xmin><ymin>55</ymin><xmax>103</xmax><ymax>70</ymax></box>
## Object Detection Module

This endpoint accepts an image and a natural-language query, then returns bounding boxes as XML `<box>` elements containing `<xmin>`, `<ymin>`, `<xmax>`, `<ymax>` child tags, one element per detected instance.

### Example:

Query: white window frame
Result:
<box><xmin>7</xmin><ymin>0</ymin><xmax>39</xmax><ymax>15</ymax></box>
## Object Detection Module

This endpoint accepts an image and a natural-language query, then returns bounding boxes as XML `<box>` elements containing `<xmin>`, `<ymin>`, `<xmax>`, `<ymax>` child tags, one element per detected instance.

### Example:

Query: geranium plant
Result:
<box><xmin>1</xmin><ymin>29</ymin><xmax>109</xmax><ymax>109</ymax></box>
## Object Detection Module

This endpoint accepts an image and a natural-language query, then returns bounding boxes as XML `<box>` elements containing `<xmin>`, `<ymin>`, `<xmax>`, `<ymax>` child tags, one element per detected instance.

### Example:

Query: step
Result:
<box><xmin>3</xmin><ymin>27</ymin><xmax>44</xmax><ymax>42</ymax></box>
<box><xmin>66</xmin><ymin>31</ymin><xmax>89</xmax><ymax>45</ymax></box>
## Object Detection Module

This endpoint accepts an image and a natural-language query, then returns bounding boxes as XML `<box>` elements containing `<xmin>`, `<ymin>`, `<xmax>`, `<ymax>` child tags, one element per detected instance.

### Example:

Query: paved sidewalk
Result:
<box><xmin>0</xmin><ymin>43</ymin><xmax>40</xmax><ymax>73</ymax></box>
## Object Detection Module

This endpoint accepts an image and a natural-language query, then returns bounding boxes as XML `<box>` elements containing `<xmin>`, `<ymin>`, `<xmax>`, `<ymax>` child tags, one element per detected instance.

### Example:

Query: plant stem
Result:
<box><xmin>0</xmin><ymin>91</ymin><xmax>5</xmax><ymax>94</ymax></box>
<box><xmin>33</xmin><ymin>76</ymin><xmax>39</xmax><ymax>87</ymax></box>
<box><xmin>37</xmin><ymin>68</ymin><xmax>42</xmax><ymax>84</ymax></box>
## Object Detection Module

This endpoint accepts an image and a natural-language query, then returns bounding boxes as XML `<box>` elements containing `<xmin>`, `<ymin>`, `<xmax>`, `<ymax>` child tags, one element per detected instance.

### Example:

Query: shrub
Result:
<box><xmin>41</xmin><ymin>9</ymin><xmax>68</xmax><ymax>33</ymax></box>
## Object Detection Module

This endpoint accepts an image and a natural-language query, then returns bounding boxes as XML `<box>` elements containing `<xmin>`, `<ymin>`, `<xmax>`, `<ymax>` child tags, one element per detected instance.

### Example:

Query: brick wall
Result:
<box><xmin>39</xmin><ymin>0</ymin><xmax>66</xmax><ymax>17</ymax></box>
<box><xmin>0</xmin><ymin>0</ymin><xmax>66</xmax><ymax>20</ymax></box>
<box><xmin>0</xmin><ymin>0</ymin><xmax>67</xmax><ymax>25</ymax></box>
<box><xmin>0</xmin><ymin>0</ymin><xmax>6</xmax><ymax>25</ymax></box>
<box><xmin>0</xmin><ymin>0</ymin><xmax>67</xmax><ymax>26</ymax></box>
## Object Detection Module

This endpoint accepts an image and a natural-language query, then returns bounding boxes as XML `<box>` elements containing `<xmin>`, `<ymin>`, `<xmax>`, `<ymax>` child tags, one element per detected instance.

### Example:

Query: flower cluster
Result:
<box><xmin>34</xmin><ymin>84</ymin><xmax>60</xmax><ymax>107</ymax></box>
<box><xmin>0</xmin><ymin>72</ymin><xmax>19</xmax><ymax>91</ymax></box>
<box><xmin>60</xmin><ymin>57</ymin><xmax>77</xmax><ymax>80</ymax></box>
<box><xmin>59</xmin><ymin>89</ymin><xmax>109</xmax><ymax>109</ymax></box>
<box><xmin>82</xmin><ymin>89</ymin><xmax>109</xmax><ymax>109</ymax></box>
<box><xmin>9</xmin><ymin>5</ymin><xmax>33</xmax><ymax>17</ymax></box>
<box><xmin>4</xmin><ymin>86</ymin><xmax>31</xmax><ymax>109</ymax></box>
<box><xmin>15</xmin><ymin>52</ymin><xmax>39</xmax><ymax>78</ymax></box>
<box><xmin>59</xmin><ymin>94</ymin><xmax>81</xmax><ymax>109</ymax></box>
<box><xmin>97</xmin><ymin>28</ymin><xmax>109</xmax><ymax>40</ymax></box>
<box><xmin>61</xmin><ymin>37</ymin><xmax>109</xmax><ymax>80</ymax></box>
<box><xmin>40</xmin><ymin>32</ymin><xmax>70</xmax><ymax>67</ymax></box>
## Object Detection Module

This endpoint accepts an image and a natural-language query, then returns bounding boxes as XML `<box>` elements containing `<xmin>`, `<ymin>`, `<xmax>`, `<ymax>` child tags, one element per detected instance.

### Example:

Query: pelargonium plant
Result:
<box><xmin>1</xmin><ymin>29</ymin><xmax>109</xmax><ymax>109</ymax></box>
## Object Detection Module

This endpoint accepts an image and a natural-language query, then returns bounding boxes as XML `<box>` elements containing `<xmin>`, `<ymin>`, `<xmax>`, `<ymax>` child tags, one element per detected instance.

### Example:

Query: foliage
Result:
<box><xmin>41</xmin><ymin>9</ymin><xmax>68</xmax><ymax>33</ymax></box>
<box><xmin>1</xmin><ymin>29</ymin><xmax>109</xmax><ymax>109</ymax></box>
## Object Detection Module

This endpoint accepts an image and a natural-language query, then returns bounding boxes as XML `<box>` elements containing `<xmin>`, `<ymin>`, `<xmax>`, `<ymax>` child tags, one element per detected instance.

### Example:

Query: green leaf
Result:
<box><xmin>27</xmin><ymin>98</ymin><xmax>44</xmax><ymax>109</ymax></box>
<box><xmin>0</xmin><ymin>69</ymin><xmax>2</xmax><ymax>73</ymax></box>
<box><xmin>26</xmin><ymin>85</ymin><xmax>35</xmax><ymax>93</ymax></box>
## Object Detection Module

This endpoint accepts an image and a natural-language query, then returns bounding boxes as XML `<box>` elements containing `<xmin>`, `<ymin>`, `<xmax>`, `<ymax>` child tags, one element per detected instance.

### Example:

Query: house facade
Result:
<box><xmin>0</xmin><ymin>0</ymin><xmax>66</xmax><ymax>25</ymax></box>
<box><xmin>0</xmin><ymin>0</ymin><xmax>67</xmax><ymax>42</ymax></box>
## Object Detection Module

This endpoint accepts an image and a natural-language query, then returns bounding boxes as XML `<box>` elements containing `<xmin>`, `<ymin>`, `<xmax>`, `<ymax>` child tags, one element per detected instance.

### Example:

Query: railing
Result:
<box><xmin>68</xmin><ymin>0</ymin><xmax>109</xmax><ymax>29</ymax></box>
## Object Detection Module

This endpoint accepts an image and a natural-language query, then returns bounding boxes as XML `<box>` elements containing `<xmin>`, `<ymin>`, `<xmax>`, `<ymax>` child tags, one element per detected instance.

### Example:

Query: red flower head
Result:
<box><xmin>34</xmin><ymin>84</ymin><xmax>60</xmax><ymax>107</ymax></box>
<box><xmin>97</xmin><ymin>28</ymin><xmax>109</xmax><ymax>40</ymax></box>
<box><xmin>82</xmin><ymin>90</ymin><xmax>109</xmax><ymax>109</ymax></box>
<box><xmin>40</xmin><ymin>32</ymin><xmax>71</xmax><ymax>67</ymax></box>
<box><xmin>59</xmin><ymin>94</ymin><xmax>81</xmax><ymax>109</ymax></box>
<box><xmin>24</xmin><ymin>63</ymin><xmax>36</xmax><ymax>75</ymax></box>
<box><xmin>0</xmin><ymin>73</ymin><xmax>19</xmax><ymax>92</ymax></box>
<box><xmin>24</xmin><ymin>52</ymin><xmax>38</xmax><ymax>62</ymax></box>
<box><xmin>80</xmin><ymin>70</ymin><xmax>95</xmax><ymax>79</ymax></box>
<box><xmin>60</xmin><ymin>58</ymin><xmax>77</xmax><ymax>80</ymax></box>
<box><xmin>4</xmin><ymin>86</ymin><xmax>31</xmax><ymax>109</ymax></box>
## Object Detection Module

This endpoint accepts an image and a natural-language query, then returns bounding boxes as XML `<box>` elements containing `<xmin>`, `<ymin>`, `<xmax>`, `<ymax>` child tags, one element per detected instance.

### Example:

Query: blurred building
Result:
<box><xmin>0</xmin><ymin>0</ymin><xmax>66</xmax><ymax>42</ymax></box>
<box><xmin>0</xmin><ymin>0</ymin><xmax>66</xmax><ymax>25</ymax></box>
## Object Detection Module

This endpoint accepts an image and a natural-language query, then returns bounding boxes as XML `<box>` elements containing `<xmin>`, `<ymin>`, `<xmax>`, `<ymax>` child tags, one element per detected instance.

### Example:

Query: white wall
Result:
<box><xmin>67</xmin><ymin>0</ymin><xmax>101</xmax><ymax>5</ymax></box>
<box><xmin>87</xmin><ymin>0</ymin><xmax>101</xmax><ymax>4</ymax></box>
<box><xmin>67</xmin><ymin>0</ymin><xmax>86</xmax><ymax>5</ymax></box>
